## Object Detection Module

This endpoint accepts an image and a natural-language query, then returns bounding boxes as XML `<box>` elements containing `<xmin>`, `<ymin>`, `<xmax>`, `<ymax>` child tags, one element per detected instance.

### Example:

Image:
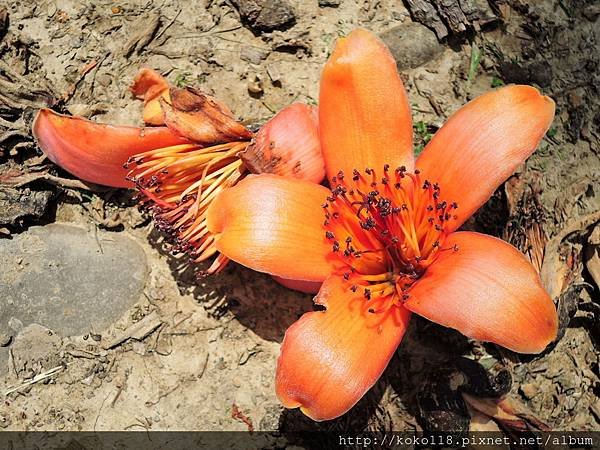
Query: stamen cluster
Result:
<box><xmin>323</xmin><ymin>166</ymin><xmax>459</xmax><ymax>311</ymax></box>
<box><xmin>125</xmin><ymin>141</ymin><xmax>248</xmax><ymax>275</ymax></box>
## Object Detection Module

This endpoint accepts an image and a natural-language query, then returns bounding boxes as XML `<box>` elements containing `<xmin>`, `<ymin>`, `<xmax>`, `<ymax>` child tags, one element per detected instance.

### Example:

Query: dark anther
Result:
<box><xmin>453</xmin><ymin>244</ymin><xmax>459</xmax><ymax>251</ymax></box>
<box><xmin>384</xmin><ymin>164</ymin><xmax>390</xmax><ymax>172</ymax></box>
<box><xmin>392</xmin><ymin>207</ymin><xmax>401</xmax><ymax>214</ymax></box>
<box><xmin>364</xmin><ymin>289</ymin><xmax>372</xmax><ymax>300</ymax></box>
<box><xmin>331</xmin><ymin>176</ymin><xmax>337</xmax><ymax>183</ymax></box>
<box><xmin>382</xmin><ymin>177</ymin><xmax>388</xmax><ymax>185</ymax></box>
<box><xmin>432</xmin><ymin>240</ymin><xmax>440</xmax><ymax>248</ymax></box>
<box><xmin>394</xmin><ymin>182</ymin><xmax>401</xmax><ymax>189</ymax></box>
<box><xmin>451</xmin><ymin>202</ymin><xmax>459</xmax><ymax>209</ymax></box>
<box><xmin>402</xmin><ymin>204</ymin><xmax>408</xmax><ymax>210</ymax></box>
<box><xmin>428</xmin><ymin>217</ymin><xmax>434</xmax><ymax>223</ymax></box>
<box><xmin>368</xmin><ymin>308</ymin><xmax>375</xmax><ymax>314</ymax></box>
<box><xmin>433</xmin><ymin>183</ymin><xmax>440</xmax><ymax>191</ymax></box>
<box><xmin>365</xmin><ymin>168</ymin><xmax>373</xmax><ymax>175</ymax></box>
<box><xmin>352</xmin><ymin>169</ymin><xmax>360</xmax><ymax>181</ymax></box>
<box><xmin>322</xmin><ymin>203</ymin><xmax>329</xmax><ymax>208</ymax></box>
<box><xmin>332</xmin><ymin>241</ymin><xmax>340</xmax><ymax>252</ymax></box>
<box><xmin>350</xmin><ymin>285</ymin><xmax>358</xmax><ymax>292</ymax></box>
<box><xmin>435</xmin><ymin>224</ymin><xmax>442</xmax><ymax>231</ymax></box>
<box><xmin>332</xmin><ymin>212</ymin><xmax>340</xmax><ymax>219</ymax></box>
<box><xmin>445</xmin><ymin>213</ymin><xmax>451</xmax><ymax>221</ymax></box>
<box><xmin>414</xmin><ymin>169</ymin><xmax>420</xmax><ymax>174</ymax></box>
<box><xmin>337</xmin><ymin>170</ymin><xmax>344</xmax><ymax>180</ymax></box>
<box><xmin>433</xmin><ymin>192</ymin><xmax>440</xmax><ymax>200</ymax></box>
<box><xmin>327</xmin><ymin>196</ymin><xmax>335</xmax><ymax>202</ymax></box>
<box><xmin>343</xmin><ymin>272</ymin><xmax>350</xmax><ymax>280</ymax></box>
<box><xmin>401</xmin><ymin>293</ymin><xmax>410</xmax><ymax>302</ymax></box>
<box><xmin>325</xmin><ymin>231</ymin><xmax>335</xmax><ymax>239</ymax></box>
<box><xmin>427</xmin><ymin>205</ymin><xmax>434</xmax><ymax>211</ymax></box>
<box><xmin>345</xmin><ymin>236</ymin><xmax>352</xmax><ymax>244</ymax></box>
<box><xmin>422</xmin><ymin>180</ymin><xmax>431</xmax><ymax>189</ymax></box>
<box><xmin>360</xmin><ymin>217</ymin><xmax>377</xmax><ymax>230</ymax></box>
<box><xmin>391</xmin><ymin>236</ymin><xmax>399</xmax><ymax>244</ymax></box>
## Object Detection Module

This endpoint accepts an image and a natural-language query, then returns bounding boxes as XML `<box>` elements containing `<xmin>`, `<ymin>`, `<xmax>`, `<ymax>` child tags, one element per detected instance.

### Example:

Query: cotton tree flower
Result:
<box><xmin>205</xmin><ymin>29</ymin><xmax>559</xmax><ymax>420</ymax></box>
<box><xmin>32</xmin><ymin>69</ymin><xmax>324</xmax><ymax>274</ymax></box>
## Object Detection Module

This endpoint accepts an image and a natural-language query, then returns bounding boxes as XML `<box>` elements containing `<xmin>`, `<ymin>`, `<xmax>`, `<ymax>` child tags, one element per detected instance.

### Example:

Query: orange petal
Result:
<box><xmin>161</xmin><ymin>87</ymin><xmax>252</xmax><ymax>144</ymax></box>
<box><xmin>404</xmin><ymin>232</ymin><xmax>558</xmax><ymax>354</ymax></box>
<box><xmin>319</xmin><ymin>28</ymin><xmax>413</xmax><ymax>181</ymax></box>
<box><xmin>130</xmin><ymin>68</ymin><xmax>171</xmax><ymax>126</ymax></box>
<box><xmin>276</xmin><ymin>276</ymin><xmax>411</xmax><ymax>421</ymax></box>
<box><xmin>206</xmin><ymin>174</ymin><xmax>334</xmax><ymax>281</ymax></box>
<box><xmin>130</xmin><ymin>68</ymin><xmax>169</xmax><ymax>100</ymax></box>
<box><xmin>240</xmin><ymin>103</ymin><xmax>325</xmax><ymax>183</ymax></box>
<box><xmin>32</xmin><ymin>109</ymin><xmax>189</xmax><ymax>188</ymax></box>
<box><xmin>416</xmin><ymin>85</ymin><xmax>555</xmax><ymax>231</ymax></box>
<box><xmin>272</xmin><ymin>276</ymin><xmax>322</xmax><ymax>294</ymax></box>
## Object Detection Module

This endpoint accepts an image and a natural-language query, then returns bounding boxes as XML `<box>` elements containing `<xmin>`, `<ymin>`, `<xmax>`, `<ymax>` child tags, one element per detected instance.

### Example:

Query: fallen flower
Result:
<box><xmin>33</xmin><ymin>69</ymin><xmax>324</xmax><ymax>274</ymax></box>
<box><xmin>205</xmin><ymin>29</ymin><xmax>559</xmax><ymax>420</ymax></box>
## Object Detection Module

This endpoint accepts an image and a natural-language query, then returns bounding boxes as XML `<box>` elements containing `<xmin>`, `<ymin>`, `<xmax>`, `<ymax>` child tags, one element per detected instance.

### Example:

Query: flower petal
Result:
<box><xmin>319</xmin><ymin>28</ymin><xmax>413</xmax><ymax>181</ymax></box>
<box><xmin>32</xmin><ymin>109</ymin><xmax>189</xmax><ymax>188</ymax></box>
<box><xmin>130</xmin><ymin>68</ymin><xmax>171</xmax><ymax>125</ymax></box>
<box><xmin>404</xmin><ymin>231</ymin><xmax>558</xmax><ymax>354</ymax></box>
<box><xmin>161</xmin><ymin>87</ymin><xmax>252</xmax><ymax>144</ymax></box>
<box><xmin>276</xmin><ymin>275</ymin><xmax>411</xmax><ymax>421</ymax></box>
<box><xmin>206</xmin><ymin>174</ymin><xmax>334</xmax><ymax>282</ymax></box>
<box><xmin>416</xmin><ymin>85</ymin><xmax>555</xmax><ymax>231</ymax></box>
<box><xmin>240</xmin><ymin>103</ymin><xmax>325</xmax><ymax>183</ymax></box>
<box><xmin>272</xmin><ymin>276</ymin><xmax>322</xmax><ymax>294</ymax></box>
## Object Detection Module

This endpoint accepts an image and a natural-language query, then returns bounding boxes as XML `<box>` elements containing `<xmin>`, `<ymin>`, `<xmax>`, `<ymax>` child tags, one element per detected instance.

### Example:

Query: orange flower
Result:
<box><xmin>205</xmin><ymin>29</ymin><xmax>559</xmax><ymax>420</ymax></box>
<box><xmin>32</xmin><ymin>69</ymin><xmax>324</xmax><ymax>274</ymax></box>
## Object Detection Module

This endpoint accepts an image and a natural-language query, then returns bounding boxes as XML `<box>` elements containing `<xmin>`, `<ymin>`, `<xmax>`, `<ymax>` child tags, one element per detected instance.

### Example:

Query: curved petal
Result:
<box><xmin>240</xmin><ymin>103</ymin><xmax>325</xmax><ymax>184</ymax></box>
<box><xmin>416</xmin><ymin>85</ymin><xmax>555</xmax><ymax>231</ymax></box>
<box><xmin>206</xmin><ymin>174</ymin><xmax>334</xmax><ymax>282</ymax></box>
<box><xmin>32</xmin><ymin>109</ymin><xmax>189</xmax><ymax>188</ymax></box>
<box><xmin>272</xmin><ymin>276</ymin><xmax>322</xmax><ymax>294</ymax></box>
<box><xmin>404</xmin><ymin>232</ymin><xmax>558</xmax><ymax>354</ymax></box>
<box><xmin>319</xmin><ymin>28</ymin><xmax>413</xmax><ymax>181</ymax></box>
<box><xmin>276</xmin><ymin>276</ymin><xmax>411</xmax><ymax>421</ymax></box>
<box><xmin>130</xmin><ymin>68</ymin><xmax>171</xmax><ymax>125</ymax></box>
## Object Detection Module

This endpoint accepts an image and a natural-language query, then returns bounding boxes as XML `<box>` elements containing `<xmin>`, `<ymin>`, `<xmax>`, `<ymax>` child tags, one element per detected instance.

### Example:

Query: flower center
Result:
<box><xmin>324</xmin><ymin>165</ymin><xmax>459</xmax><ymax>312</ymax></box>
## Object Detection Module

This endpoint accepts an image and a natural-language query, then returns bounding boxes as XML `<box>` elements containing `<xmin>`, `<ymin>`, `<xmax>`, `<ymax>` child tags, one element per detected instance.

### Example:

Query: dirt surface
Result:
<box><xmin>0</xmin><ymin>0</ymin><xmax>599</xmax><ymax>437</ymax></box>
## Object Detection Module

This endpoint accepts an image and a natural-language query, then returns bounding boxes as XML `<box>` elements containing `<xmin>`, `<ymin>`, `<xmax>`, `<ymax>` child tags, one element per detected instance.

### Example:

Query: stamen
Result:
<box><xmin>128</xmin><ymin>141</ymin><xmax>249</xmax><ymax>275</ymax></box>
<box><xmin>324</xmin><ymin>165</ymin><xmax>458</xmax><ymax>313</ymax></box>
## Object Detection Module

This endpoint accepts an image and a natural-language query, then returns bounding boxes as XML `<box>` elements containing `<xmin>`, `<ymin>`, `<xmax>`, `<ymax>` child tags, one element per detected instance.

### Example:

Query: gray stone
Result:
<box><xmin>231</xmin><ymin>0</ymin><xmax>296</xmax><ymax>32</ymax></box>
<box><xmin>0</xmin><ymin>187</ymin><xmax>52</xmax><ymax>226</ymax></box>
<box><xmin>318</xmin><ymin>0</ymin><xmax>341</xmax><ymax>7</ymax></box>
<box><xmin>0</xmin><ymin>223</ymin><xmax>147</xmax><ymax>371</ymax></box>
<box><xmin>379</xmin><ymin>22</ymin><xmax>444</xmax><ymax>71</ymax></box>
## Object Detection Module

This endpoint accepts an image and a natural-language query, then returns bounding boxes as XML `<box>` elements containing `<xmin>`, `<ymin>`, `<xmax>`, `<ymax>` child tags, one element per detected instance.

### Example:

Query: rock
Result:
<box><xmin>231</xmin><ymin>0</ymin><xmax>296</xmax><ymax>33</ymax></box>
<box><xmin>520</xmin><ymin>383</ymin><xmax>539</xmax><ymax>399</ymax></box>
<box><xmin>0</xmin><ymin>223</ymin><xmax>148</xmax><ymax>373</ymax></box>
<box><xmin>10</xmin><ymin>323</ymin><xmax>61</xmax><ymax>375</ymax></box>
<box><xmin>0</xmin><ymin>333</ymin><xmax>11</xmax><ymax>347</ymax></box>
<box><xmin>0</xmin><ymin>187</ymin><xmax>52</xmax><ymax>226</ymax></box>
<box><xmin>318</xmin><ymin>0</ymin><xmax>340</xmax><ymax>7</ymax></box>
<box><xmin>240</xmin><ymin>45</ymin><xmax>269</xmax><ymax>65</ymax></box>
<box><xmin>379</xmin><ymin>23</ymin><xmax>444</xmax><ymax>70</ymax></box>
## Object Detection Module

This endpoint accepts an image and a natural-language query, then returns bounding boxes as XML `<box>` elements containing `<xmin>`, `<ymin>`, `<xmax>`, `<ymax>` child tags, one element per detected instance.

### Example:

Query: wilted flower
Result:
<box><xmin>33</xmin><ymin>69</ymin><xmax>324</xmax><ymax>274</ymax></box>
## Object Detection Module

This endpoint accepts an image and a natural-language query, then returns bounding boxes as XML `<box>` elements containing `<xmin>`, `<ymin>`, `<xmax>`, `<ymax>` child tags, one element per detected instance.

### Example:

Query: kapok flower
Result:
<box><xmin>204</xmin><ymin>29</ymin><xmax>559</xmax><ymax>421</ymax></box>
<box><xmin>32</xmin><ymin>69</ymin><xmax>324</xmax><ymax>274</ymax></box>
